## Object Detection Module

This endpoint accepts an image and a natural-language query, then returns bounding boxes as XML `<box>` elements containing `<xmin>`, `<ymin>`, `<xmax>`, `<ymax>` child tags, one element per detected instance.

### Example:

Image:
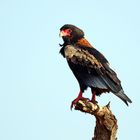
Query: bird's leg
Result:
<box><xmin>71</xmin><ymin>90</ymin><xmax>84</xmax><ymax>110</ymax></box>
<box><xmin>91</xmin><ymin>89</ymin><xmax>98</xmax><ymax>104</ymax></box>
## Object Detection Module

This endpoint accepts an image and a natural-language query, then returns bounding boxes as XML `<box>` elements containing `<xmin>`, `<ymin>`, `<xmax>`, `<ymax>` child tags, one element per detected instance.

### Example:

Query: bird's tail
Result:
<box><xmin>114</xmin><ymin>89</ymin><xmax>132</xmax><ymax>106</ymax></box>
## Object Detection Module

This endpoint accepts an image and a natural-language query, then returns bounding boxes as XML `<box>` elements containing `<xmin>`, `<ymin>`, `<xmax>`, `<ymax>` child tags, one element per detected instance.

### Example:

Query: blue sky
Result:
<box><xmin>0</xmin><ymin>0</ymin><xmax>140</xmax><ymax>139</ymax></box>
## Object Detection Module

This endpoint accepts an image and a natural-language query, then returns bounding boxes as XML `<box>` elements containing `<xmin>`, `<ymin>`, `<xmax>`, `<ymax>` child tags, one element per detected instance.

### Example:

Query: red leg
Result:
<box><xmin>91</xmin><ymin>89</ymin><xmax>97</xmax><ymax>104</ymax></box>
<box><xmin>70</xmin><ymin>90</ymin><xmax>83</xmax><ymax>110</ymax></box>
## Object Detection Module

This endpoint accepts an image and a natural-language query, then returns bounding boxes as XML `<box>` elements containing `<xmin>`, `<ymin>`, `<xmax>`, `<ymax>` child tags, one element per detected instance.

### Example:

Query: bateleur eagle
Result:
<box><xmin>59</xmin><ymin>24</ymin><xmax>132</xmax><ymax>109</ymax></box>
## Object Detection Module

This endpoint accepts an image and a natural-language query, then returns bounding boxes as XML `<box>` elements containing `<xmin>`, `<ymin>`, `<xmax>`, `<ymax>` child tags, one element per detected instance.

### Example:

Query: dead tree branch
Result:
<box><xmin>74</xmin><ymin>99</ymin><xmax>118</xmax><ymax>140</ymax></box>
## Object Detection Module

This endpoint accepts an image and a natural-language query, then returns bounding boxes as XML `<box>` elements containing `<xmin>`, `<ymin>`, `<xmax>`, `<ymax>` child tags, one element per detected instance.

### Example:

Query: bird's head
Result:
<box><xmin>59</xmin><ymin>24</ymin><xmax>84</xmax><ymax>45</ymax></box>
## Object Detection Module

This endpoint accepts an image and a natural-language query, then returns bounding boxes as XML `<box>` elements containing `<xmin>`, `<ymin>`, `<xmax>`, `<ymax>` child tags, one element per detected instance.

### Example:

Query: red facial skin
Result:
<box><xmin>60</xmin><ymin>29</ymin><xmax>72</xmax><ymax>37</ymax></box>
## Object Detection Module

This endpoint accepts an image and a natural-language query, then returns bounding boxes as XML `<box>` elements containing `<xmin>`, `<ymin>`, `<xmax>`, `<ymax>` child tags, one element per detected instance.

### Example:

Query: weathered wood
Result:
<box><xmin>74</xmin><ymin>99</ymin><xmax>118</xmax><ymax>140</ymax></box>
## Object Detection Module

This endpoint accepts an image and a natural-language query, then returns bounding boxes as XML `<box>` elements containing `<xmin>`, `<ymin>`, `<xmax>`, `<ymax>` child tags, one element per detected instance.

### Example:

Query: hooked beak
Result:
<box><xmin>59</xmin><ymin>30</ymin><xmax>66</xmax><ymax>37</ymax></box>
<box><xmin>59</xmin><ymin>31</ymin><xmax>64</xmax><ymax>37</ymax></box>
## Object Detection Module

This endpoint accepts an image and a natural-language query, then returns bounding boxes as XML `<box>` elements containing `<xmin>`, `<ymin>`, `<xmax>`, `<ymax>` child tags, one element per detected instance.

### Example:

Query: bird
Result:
<box><xmin>59</xmin><ymin>24</ymin><xmax>132</xmax><ymax>109</ymax></box>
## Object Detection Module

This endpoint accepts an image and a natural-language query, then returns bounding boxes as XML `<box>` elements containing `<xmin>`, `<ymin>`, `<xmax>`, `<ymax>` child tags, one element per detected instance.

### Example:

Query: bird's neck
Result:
<box><xmin>76</xmin><ymin>38</ymin><xmax>93</xmax><ymax>48</ymax></box>
<box><xmin>60</xmin><ymin>37</ymin><xmax>93</xmax><ymax>48</ymax></box>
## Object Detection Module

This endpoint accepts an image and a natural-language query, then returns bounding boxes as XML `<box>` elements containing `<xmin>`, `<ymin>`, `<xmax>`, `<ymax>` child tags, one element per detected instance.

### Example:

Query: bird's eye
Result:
<box><xmin>66</xmin><ymin>29</ymin><xmax>72</xmax><ymax>33</ymax></box>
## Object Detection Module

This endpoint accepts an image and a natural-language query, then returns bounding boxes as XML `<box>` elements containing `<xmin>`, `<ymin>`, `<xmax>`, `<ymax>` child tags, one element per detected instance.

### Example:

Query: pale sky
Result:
<box><xmin>0</xmin><ymin>0</ymin><xmax>140</xmax><ymax>139</ymax></box>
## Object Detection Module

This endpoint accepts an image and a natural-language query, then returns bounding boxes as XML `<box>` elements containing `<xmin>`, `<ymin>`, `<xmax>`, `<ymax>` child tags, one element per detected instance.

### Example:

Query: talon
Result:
<box><xmin>70</xmin><ymin>97</ymin><xmax>90</xmax><ymax>110</ymax></box>
<box><xmin>71</xmin><ymin>97</ymin><xmax>83</xmax><ymax>110</ymax></box>
<box><xmin>70</xmin><ymin>90</ymin><xmax>83</xmax><ymax>110</ymax></box>
<box><xmin>70</xmin><ymin>99</ymin><xmax>78</xmax><ymax>110</ymax></box>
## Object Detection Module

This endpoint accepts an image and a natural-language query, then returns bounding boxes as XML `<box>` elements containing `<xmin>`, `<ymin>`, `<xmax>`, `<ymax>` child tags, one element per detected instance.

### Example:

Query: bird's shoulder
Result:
<box><xmin>75</xmin><ymin>38</ymin><xmax>109</xmax><ymax>64</ymax></box>
<box><xmin>64</xmin><ymin>44</ymin><xmax>103</xmax><ymax>70</ymax></box>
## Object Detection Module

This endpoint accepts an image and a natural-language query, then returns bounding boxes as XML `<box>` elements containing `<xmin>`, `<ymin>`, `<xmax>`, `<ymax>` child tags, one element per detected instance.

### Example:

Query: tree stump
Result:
<box><xmin>74</xmin><ymin>99</ymin><xmax>118</xmax><ymax>140</ymax></box>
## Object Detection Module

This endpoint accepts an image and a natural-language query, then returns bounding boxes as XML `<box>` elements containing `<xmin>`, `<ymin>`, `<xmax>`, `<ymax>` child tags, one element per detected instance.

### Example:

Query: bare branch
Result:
<box><xmin>74</xmin><ymin>99</ymin><xmax>118</xmax><ymax>140</ymax></box>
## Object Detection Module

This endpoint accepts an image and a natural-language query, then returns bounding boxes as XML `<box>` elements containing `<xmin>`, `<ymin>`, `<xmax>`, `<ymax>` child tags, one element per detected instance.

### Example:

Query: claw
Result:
<box><xmin>70</xmin><ymin>98</ymin><xmax>81</xmax><ymax>110</ymax></box>
<box><xmin>70</xmin><ymin>99</ymin><xmax>78</xmax><ymax>110</ymax></box>
<box><xmin>70</xmin><ymin>90</ymin><xmax>83</xmax><ymax>110</ymax></box>
<box><xmin>70</xmin><ymin>97</ymin><xmax>90</xmax><ymax>110</ymax></box>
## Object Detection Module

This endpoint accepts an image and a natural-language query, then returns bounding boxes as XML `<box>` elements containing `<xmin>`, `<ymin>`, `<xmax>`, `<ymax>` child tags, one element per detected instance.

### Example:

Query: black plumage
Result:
<box><xmin>59</xmin><ymin>24</ymin><xmax>132</xmax><ymax>107</ymax></box>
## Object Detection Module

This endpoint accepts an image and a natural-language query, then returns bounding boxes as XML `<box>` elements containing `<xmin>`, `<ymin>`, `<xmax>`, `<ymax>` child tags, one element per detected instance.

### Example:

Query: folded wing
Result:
<box><xmin>64</xmin><ymin>45</ymin><xmax>132</xmax><ymax>105</ymax></box>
